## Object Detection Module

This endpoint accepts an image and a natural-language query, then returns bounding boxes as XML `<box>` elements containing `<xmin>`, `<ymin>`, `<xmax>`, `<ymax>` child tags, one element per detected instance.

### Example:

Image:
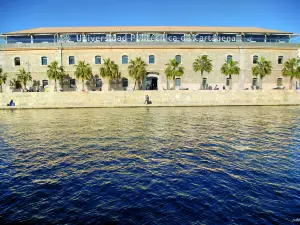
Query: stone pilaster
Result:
<box><xmin>239</xmin><ymin>47</ymin><xmax>245</xmax><ymax>90</ymax></box>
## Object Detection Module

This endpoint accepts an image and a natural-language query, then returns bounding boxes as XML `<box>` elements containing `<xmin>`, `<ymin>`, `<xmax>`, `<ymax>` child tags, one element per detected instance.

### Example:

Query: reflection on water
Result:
<box><xmin>0</xmin><ymin>107</ymin><xmax>299</xmax><ymax>224</ymax></box>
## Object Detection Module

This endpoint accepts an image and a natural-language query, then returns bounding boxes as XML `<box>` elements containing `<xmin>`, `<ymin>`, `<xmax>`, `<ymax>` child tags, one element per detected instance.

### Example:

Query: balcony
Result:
<box><xmin>0</xmin><ymin>41</ymin><xmax>299</xmax><ymax>49</ymax></box>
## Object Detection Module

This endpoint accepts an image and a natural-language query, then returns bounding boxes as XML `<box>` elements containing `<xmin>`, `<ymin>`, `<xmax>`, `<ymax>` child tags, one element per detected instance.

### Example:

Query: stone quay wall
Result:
<box><xmin>0</xmin><ymin>90</ymin><xmax>300</xmax><ymax>109</ymax></box>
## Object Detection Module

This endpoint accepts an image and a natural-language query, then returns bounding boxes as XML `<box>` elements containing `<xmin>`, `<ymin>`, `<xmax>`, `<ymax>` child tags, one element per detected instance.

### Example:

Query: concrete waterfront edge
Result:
<box><xmin>0</xmin><ymin>90</ymin><xmax>300</xmax><ymax>109</ymax></box>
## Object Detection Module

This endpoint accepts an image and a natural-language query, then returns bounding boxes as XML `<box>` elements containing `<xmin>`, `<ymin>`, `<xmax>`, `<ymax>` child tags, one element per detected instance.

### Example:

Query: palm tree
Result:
<box><xmin>128</xmin><ymin>57</ymin><xmax>148</xmax><ymax>90</ymax></box>
<box><xmin>251</xmin><ymin>57</ymin><xmax>272</xmax><ymax>90</ymax></box>
<box><xmin>75</xmin><ymin>61</ymin><xmax>93</xmax><ymax>91</ymax></box>
<box><xmin>0</xmin><ymin>65</ymin><xmax>8</xmax><ymax>93</ymax></box>
<box><xmin>193</xmin><ymin>55</ymin><xmax>213</xmax><ymax>89</ymax></box>
<box><xmin>165</xmin><ymin>59</ymin><xmax>184</xmax><ymax>89</ymax></box>
<box><xmin>17</xmin><ymin>68</ymin><xmax>32</xmax><ymax>91</ymax></box>
<box><xmin>99</xmin><ymin>58</ymin><xmax>120</xmax><ymax>91</ymax></box>
<box><xmin>47</xmin><ymin>61</ymin><xmax>65</xmax><ymax>92</ymax></box>
<box><xmin>281</xmin><ymin>58</ymin><xmax>298</xmax><ymax>90</ymax></box>
<box><xmin>220</xmin><ymin>60</ymin><xmax>240</xmax><ymax>90</ymax></box>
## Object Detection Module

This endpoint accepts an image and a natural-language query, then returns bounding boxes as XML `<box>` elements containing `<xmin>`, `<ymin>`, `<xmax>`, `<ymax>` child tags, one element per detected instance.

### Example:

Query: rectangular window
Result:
<box><xmin>69</xmin><ymin>56</ymin><xmax>75</xmax><ymax>65</ymax></box>
<box><xmin>253</xmin><ymin>56</ymin><xmax>258</xmax><ymax>64</ymax></box>
<box><xmin>96</xmin><ymin>79</ymin><xmax>102</xmax><ymax>88</ymax></box>
<box><xmin>41</xmin><ymin>57</ymin><xmax>47</xmax><ymax>65</ymax></box>
<box><xmin>95</xmin><ymin>56</ymin><xmax>101</xmax><ymax>64</ymax></box>
<box><xmin>277</xmin><ymin>78</ymin><xmax>283</xmax><ymax>86</ymax></box>
<box><xmin>175</xmin><ymin>55</ymin><xmax>181</xmax><ymax>64</ymax></box>
<box><xmin>252</xmin><ymin>78</ymin><xmax>258</xmax><ymax>87</ymax></box>
<box><xmin>175</xmin><ymin>78</ymin><xmax>181</xmax><ymax>86</ymax></box>
<box><xmin>70</xmin><ymin>79</ymin><xmax>76</xmax><ymax>88</ymax></box>
<box><xmin>278</xmin><ymin>56</ymin><xmax>283</xmax><ymax>64</ymax></box>
<box><xmin>227</xmin><ymin>55</ymin><xmax>232</xmax><ymax>63</ymax></box>
<box><xmin>14</xmin><ymin>57</ymin><xmax>21</xmax><ymax>66</ymax></box>
<box><xmin>122</xmin><ymin>56</ymin><xmax>128</xmax><ymax>64</ymax></box>
<box><xmin>149</xmin><ymin>55</ymin><xmax>155</xmax><ymax>64</ymax></box>
<box><xmin>226</xmin><ymin>78</ymin><xmax>230</xmax><ymax>86</ymax></box>
<box><xmin>202</xmin><ymin>78</ymin><xmax>207</xmax><ymax>88</ymax></box>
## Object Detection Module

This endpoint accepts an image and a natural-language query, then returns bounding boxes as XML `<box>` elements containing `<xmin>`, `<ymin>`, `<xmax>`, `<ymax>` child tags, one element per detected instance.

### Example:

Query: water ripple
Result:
<box><xmin>0</xmin><ymin>106</ymin><xmax>299</xmax><ymax>224</ymax></box>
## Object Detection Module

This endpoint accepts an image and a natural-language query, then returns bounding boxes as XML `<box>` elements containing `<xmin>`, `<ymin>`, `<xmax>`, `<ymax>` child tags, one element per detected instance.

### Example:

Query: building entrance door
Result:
<box><xmin>146</xmin><ymin>77</ymin><xmax>158</xmax><ymax>90</ymax></box>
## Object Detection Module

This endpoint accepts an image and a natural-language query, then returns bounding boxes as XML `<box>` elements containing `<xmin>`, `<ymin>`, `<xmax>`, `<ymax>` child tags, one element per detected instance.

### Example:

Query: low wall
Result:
<box><xmin>0</xmin><ymin>90</ymin><xmax>300</xmax><ymax>109</ymax></box>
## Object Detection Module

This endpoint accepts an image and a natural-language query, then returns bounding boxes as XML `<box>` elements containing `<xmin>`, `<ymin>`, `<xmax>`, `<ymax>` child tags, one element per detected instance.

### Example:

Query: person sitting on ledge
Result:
<box><xmin>7</xmin><ymin>100</ymin><xmax>15</xmax><ymax>106</ymax></box>
<box><xmin>144</xmin><ymin>95</ymin><xmax>152</xmax><ymax>105</ymax></box>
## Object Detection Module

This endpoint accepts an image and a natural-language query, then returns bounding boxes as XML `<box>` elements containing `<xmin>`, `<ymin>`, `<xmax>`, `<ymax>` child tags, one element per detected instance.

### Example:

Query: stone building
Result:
<box><xmin>0</xmin><ymin>26</ymin><xmax>299</xmax><ymax>92</ymax></box>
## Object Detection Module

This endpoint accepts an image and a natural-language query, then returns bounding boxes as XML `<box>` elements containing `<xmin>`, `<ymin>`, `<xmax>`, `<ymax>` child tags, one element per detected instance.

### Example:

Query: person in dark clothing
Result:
<box><xmin>7</xmin><ymin>100</ymin><xmax>15</xmax><ymax>106</ymax></box>
<box><xmin>144</xmin><ymin>95</ymin><xmax>152</xmax><ymax>104</ymax></box>
<box><xmin>145</xmin><ymin>95</ymin><xmax>149</xmax><ymax>104</ymax></box>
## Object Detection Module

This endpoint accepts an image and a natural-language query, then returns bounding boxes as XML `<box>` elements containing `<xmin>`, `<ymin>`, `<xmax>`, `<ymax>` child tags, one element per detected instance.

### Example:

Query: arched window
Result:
<box><xmin>69</xmin><ymin>56</ymin><xmax>75</xmax><ymax>65</ymax></box>
<box><xmin>41</xmin><ymin>56</ymin><xmax>47</xmax><ymax>65</ymax></box>
<box><xmin>175</xmin><ymin>55</ymin><xmax>181</xmax><ymax>63</ymax></box>
<box><xmin>42</xmin><ymin>80</ymin><xmax>48</xmax><ymax>88</ymax></box>
<box><xmin>227</xmin><ymin>55</ymin><xmax>232</xmax><ymax>63</ymax></box>
<box><xmin>278</xmin><ymin>56</ymin><xmax>283</xmax><ymax>64</ymax></box>
<box><xmin>149</xmin><ymin>55</ymin><xmax>155</xmax><ymax>64</ymax></box>
<box><xmin>122</xmin><ymin>55</ymin><xmax>128</xmax><ymax>64</ymax></box>
<box><xmin>95</xmin><ymin>56</ymin><xmax>101</xmax><ymax>64</ymax></box>
<box><xmin>14</xmin><ymin>57</ymin><xmax>20</xmax><ymax>66</ymax></box>
<box><xmin>277</xmin><ymin>78</ymin><xmax>283</xmax><ymax>86</ymax></box>
<box><xmin>253</xmin><ymin>55</ymin><xmax>258</xmax><ymax>64</ymax></box>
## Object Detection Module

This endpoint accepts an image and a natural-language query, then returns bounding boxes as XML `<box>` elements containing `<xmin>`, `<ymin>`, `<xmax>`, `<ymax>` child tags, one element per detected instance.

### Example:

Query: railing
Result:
<box><xmin>0</xmin><ymin>41</ymin><xmax>299</xmax><ymax>49</ymax></box>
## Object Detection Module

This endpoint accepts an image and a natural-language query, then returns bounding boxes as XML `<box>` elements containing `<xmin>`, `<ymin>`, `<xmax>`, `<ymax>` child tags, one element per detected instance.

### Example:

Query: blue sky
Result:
<box><xmin>0</xmin><ymin>0</ymin><xmax>299</xmax><ymax>41</ymax></box>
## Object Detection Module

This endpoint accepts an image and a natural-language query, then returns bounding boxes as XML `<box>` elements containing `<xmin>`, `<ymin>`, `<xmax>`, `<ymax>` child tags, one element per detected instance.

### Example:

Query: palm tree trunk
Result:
<box><xmin>108</xmin><ymin>79</ymin><xmax>111</xmax><ymax>91</ymax></box>
<box><xmin>0</xmin><ymin>84</ymin><xmax>2</xmax><ymax>93</ymax></box>
<box><xmin>200</xmin><ymin>70</ymin><xmax>203</xmax><ymax>90</ymax></box>
<box><xmin>54</xmin><ymin>79</ymin><xmax>57</xmax><ymax>92</ymax></box>
<box><xmin>24</xmin><ymin>81</ymin><xmax>27</xmax><ymax>91</ymax></box>
<box><xmin>136</xmin><ymin>80</ymin><xmax>140</xmax><ymax>90</ymax></box>
<box><xmin>133</xmin><ymin>80</ymin><xmax>136</xmax><ymax>90</ymax></box>
<box><xmin>259</xmin><ymin>75</ymin><xmax>263</xmax><ymax>90</ymax></box>
<box><xmin>229</xmin><ymin>75</ymin><xmax>232</xmax><ymax>90</ymax></box>
<box><xmin>289</xmin><ymin>77</ymin><xmax>293</xmax><ymax>90</ymax></box>
<box><xmin>82</xmin><ymin>78</ymin><xmax>84</xmax><ymax>90</ymax></box>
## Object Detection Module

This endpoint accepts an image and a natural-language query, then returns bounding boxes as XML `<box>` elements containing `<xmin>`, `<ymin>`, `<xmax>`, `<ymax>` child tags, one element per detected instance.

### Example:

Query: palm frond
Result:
<box><xmin>165</xmin><ymin>58</ymin><xmax>185</xmax><ymax>79</ymax></box>
<box><xmin>220</xmin><ymin>60</ymin><xmax>240</xmax><ymax>76</ymax></box>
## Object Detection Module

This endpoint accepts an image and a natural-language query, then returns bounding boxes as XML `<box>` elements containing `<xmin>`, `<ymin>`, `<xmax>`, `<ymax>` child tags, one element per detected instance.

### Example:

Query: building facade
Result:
<box><xmin>0</xmin><ymin>26</ymin><xmax>299</xmax><ymax>92</ymax></box>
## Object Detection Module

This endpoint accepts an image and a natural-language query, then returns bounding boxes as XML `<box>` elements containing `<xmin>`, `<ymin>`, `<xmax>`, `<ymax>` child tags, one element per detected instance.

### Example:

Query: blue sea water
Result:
<box><xmin>0</xmin><ymin>107</ymin><xmax>299</xmax><ymax>224</ymax></box>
